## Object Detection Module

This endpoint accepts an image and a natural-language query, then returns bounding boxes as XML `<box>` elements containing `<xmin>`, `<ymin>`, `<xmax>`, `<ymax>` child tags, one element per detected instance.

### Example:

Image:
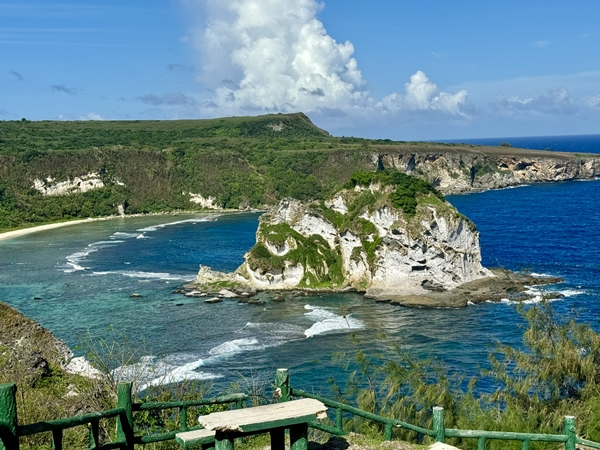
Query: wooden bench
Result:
<box><xmin>197</xmin><ymin>398</ymin><xmax>327</xmax><ymax>450</ymax></box>
<box><xmin>175</xmin><ymin>428</ymin><xmax>216</xmax><ymax>449</ymax></box>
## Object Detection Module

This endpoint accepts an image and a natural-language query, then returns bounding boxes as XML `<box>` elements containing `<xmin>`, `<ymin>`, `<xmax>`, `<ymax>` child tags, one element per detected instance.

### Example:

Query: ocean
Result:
<box><xmin>0</xmin><ymin>134</ymin><xmax>599</xmax><ymax>395</ymax></box>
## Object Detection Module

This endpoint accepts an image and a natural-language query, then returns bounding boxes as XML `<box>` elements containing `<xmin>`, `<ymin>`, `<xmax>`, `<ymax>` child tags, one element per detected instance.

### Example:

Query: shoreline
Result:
<box><xmin>0</xmin><ymin>217</ymin><xmax>114</xmax><ymax>242</ymax></box>
<box><xmin>0</xmin><ymin>209</ymin><xmax>261</xmax><ymax>242</ymax></box>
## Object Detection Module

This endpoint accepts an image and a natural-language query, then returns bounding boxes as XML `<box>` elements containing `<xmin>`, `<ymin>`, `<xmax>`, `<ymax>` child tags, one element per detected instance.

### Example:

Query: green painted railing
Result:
<box><xmin>0</xmin><ymin>382</ymin><xmax>247</xmax><ymax>450</ymax></box>
<box><xmin>273</xmin><ymin>368</ymin><xmax>600</xmax><ymax>450</ymax></box>
<box><xmin>3</xmin><ymin>368</ymin><xmax>600</xmax><ymax>450</ymax></box>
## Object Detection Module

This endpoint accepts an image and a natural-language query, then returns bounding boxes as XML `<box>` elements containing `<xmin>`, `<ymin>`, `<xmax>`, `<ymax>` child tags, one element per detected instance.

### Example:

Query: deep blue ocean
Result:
<box><xmin>0</xmin><ymin>134</ymin><xmax>599</xmax><ymax>395</ymax></box>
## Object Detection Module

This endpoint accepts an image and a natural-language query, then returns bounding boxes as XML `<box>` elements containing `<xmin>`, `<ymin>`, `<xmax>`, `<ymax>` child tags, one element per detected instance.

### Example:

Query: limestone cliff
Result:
<box><xmin>235</xmin><ymin>171</ymin><xmax>492</xmax><ymax>298</ymax></box>
<box><xmin>374</xmin><ymin>148</ymin><xmax>600</xmax><ymax>194</ymax></box>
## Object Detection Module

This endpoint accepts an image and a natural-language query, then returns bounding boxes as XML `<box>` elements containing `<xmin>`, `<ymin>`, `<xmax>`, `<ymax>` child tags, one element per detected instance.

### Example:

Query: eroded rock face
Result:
<box><xmin>379</xmin><ymin>152</ymin><xmax>600</xmax><ymax>194</ymax></box>
<box><xmin>0</xmin><ymin>301</ymin><xmax>74</xmax><ymax>386</ymax></box>
<box><xmin>236</xmin><ymin>185</ymin><xmax>492</xmax><ymax>296</ymax></box>
<box><xmin>32</xmin><ymin>173</ymin><xmax>105</xmax><ymax>196</ymax></box>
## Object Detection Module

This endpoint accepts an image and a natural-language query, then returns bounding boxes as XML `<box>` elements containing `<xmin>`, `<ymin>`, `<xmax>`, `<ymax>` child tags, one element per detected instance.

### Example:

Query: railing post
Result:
<box><xmin>116</xmin><ymin>382</ymin><xmax>134</xmax><ymax>450</ymax></box>
<box><xmin>0</xmin><ymin>383</ymin><xmax>19</xmax><ymax>450</ymax></box>
<box><xmin>384</xmin><ymin>422</ymin><xmax>393</xmax><ymax>441</ymax></box>
<box><xmin>564</xmin><ymin>415</ymin><xmax>576</xmax><ymax>450</ymax></box>
<box><xmin>477</xmin><ymin>436</ymin><xmax>485</xmax><ymax>450</ymax></box>
<box><xmin>274</xmin><ymin>369</ymin><xmax>290</xmax><ymax>403</ymax></box>
<box><xmin>90</xmin><ymin>419</ymin><xmax>100</xmax><ymax>449</ymax></box>
<box><xmin>335</xmin><ymin>406</ymin><xmax>343</xmax><ymax>433</ymax></box>
<box><xmin>432</xmin><ymin>406</ymin><xmax>445</xmax><ymax>443</ymax></box>
<box><xmin>180</xmin><ymin>406</ymin><xmax>188</xmax><ymax>431</ymax></box>
<box><xmin>51</xmin><ymin>429</ymin><xmax>63</xmax><ymax>450</ymax></box>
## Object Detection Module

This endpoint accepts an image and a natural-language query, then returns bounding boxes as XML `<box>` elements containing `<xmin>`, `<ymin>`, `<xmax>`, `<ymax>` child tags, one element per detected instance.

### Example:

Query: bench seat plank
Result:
<box><xmin>176</xmin><ymin>428</ymin><xmax>216</xmax><ymax>448</ymax></box>
<box><xmin>199</xmin><ymin>398</ymin><xmax>327</xmax><ymax>434</ymax></box>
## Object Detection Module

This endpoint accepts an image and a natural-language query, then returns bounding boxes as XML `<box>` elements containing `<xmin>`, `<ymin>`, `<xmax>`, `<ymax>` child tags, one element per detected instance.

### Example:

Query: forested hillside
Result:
<box><xmin>1</xmin><ymin>112</ymin><xmax>597</xmax><ymax>230</ymax></box>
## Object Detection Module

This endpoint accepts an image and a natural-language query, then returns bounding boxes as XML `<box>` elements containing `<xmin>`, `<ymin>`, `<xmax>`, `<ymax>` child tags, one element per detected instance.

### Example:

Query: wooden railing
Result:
<box><xmin>273</xmin><ymin>368</ymin><xmax>600</xmax><ymax>450</ymax></box>
<box><xmin>2</xmin><ymin>368</ymin><xmax>600</xmax><ymax>450</ymax></box>
<box><xmin>0</xmin><ymin>382</ymin><xmax>247</xmax><ymax>450</ymax></box>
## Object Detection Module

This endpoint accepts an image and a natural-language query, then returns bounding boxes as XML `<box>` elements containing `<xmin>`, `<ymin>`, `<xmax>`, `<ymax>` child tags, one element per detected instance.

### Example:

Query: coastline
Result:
<box><xmin>0</xmin><ymin>209</ymin><xmax>265</xmax><ymax>242</ymax></box>
<box><xmin>0</xmin><ymin>217</ymin><xmax>112</xmax><ymax>242</ymax></box>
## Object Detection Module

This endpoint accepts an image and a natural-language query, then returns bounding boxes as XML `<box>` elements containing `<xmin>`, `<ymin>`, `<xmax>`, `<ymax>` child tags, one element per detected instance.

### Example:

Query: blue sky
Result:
<box><xmin>2</xmin><ymin>0</ymin><xmax>599</xmax><ymax>140</ymax></box>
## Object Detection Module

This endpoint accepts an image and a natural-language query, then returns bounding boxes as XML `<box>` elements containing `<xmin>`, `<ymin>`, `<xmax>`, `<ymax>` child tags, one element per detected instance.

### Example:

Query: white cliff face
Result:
<box><xmin>379</xmin><ymin>152</ymin><xmax>600</xmax><ymax>194</ymax></box>
<box><xmin>244</xmin><ymin>263</ymin><xmax>304</xmax><ymax>288</ymax></box>
<box><xmin>339</xmin><ymin>230</ymin><xmax>371</xmax><ymax>286</ymax></box>
<box><xmin>325</xmin><ymin>195</ymin><xmax>348</xmax><ymax>214</ymax></box>
<box><xmin>359</xmin><ymin>206</ymin><xmax>399</xmax><ymax>237</ymax></box>
<box><xmin>32</xmin><ymin>173</ymin><xmax>104</xmax><ymax>196</ymax></box>
<box><xmin>187</xmin><ymin>193</ymin><xmax>219</xmax><ymax>209</ymax></box>
<box><xmin>293</xmin><ymin>214</ymin><xmax>338</xmax><ymax>249</ymax></box>
<box><xmin>237</xmin><ymin>184</ymin><xmax>493</xmax><ymax>295</ymax></box>
<box><xmin>368</xmin><ymin>205</ymin><xmax>492</xmax><ymax>297</ymax></box>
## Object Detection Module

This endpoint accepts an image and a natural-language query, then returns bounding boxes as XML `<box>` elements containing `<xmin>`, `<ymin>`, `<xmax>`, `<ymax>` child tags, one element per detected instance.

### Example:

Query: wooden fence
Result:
<box><xmin>2</xmin><ymin>368</ymin><xmax>600</xmax><ymax>450</ymax></box>
<box><xmin>0</xmin><ymin>382</ymin><xmax>246</xmax><ymax>450</ymax></box>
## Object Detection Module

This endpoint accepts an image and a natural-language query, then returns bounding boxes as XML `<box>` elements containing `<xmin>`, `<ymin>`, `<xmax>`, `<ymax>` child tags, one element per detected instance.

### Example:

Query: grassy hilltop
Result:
<box><xmin>0</xmin><ymin>113</ymin><xmax>595</xmax><ymax>230</ymax></box>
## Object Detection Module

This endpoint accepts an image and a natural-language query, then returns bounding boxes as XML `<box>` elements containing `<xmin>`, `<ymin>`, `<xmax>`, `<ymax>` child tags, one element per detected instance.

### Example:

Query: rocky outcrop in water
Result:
<box><xmin>234</xmin><ymin>173</ymin><xmax>493</xmax><ymax>299</ymax></box>
<box><xmin>183</xmin><ymin>171</ymin><xmax>566</xmax><ymax>307</ymax></box>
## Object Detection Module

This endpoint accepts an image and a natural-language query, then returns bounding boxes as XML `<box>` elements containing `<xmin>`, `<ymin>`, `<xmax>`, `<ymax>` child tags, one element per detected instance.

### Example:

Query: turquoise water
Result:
<box><xmin>1</xmin><ymin>139</ymin><xmax>599</xmax><ymax>394</ymax></box>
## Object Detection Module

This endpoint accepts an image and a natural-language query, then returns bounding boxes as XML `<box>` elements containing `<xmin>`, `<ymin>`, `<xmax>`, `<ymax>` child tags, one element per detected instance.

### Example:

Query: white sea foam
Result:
<box><xmin>120</xmin><ymin>270</ymin><xmax>196</xmax><ymax>281</ymax></box>
<box><xmin>137</xmin><ymin>217</ymin><xmax>217</xmax><ymax>233</ymax></box>
<box><xmin>62</xmin><ymin>240</ymin><xmax>124</xmax><ymax>273</ymax></box>
<box><xmin>113</xmin><ymin>355</ymin><xmax>221</xmax><ymax>392</ymax></box>
<box><xmin>111</xmin><ymin>232</ymin><xmax>140</xmax><ymax>239</ymax></box>
<box><xmin>209</xmin><ymin>338</ymin><xmax>264</xmax><ymax>357</ymax></box>
<box><xmin>303</xmin><ymin>304</ymin><xmax>364</xmax><ymax>338</ymax></box>
<box><xmin>557</xmin><ymin>289</ymin><xmax>585</xmax><ymax>297</ymax></box>
<box><xmin>89</xmin><ymin>270</ymin><xmax>196</xmax><ymax>282</ymax></box>
<box><xmin>61</xmin><ymin>217</ymin><xmax>217</xmax><ymax>274</ymax></box>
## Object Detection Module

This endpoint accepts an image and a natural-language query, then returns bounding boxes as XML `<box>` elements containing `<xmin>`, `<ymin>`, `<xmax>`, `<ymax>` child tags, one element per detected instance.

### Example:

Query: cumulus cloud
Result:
<box><xmin>51</xmin><ymin>84</ymin><xmax>78</xmax><ymax>95</ymax></box>
<box><xmin>379</xmin><ymin>71</ymin><xmax>467</xmax><ymax>115</ymax></box>
<box><xmin>490</xmin><ymin>88</ymin><xmax>586</xmax><ymax>115</ymax></box>
<box><xmin>135</xmin><ymin>92</ymin><xmax>198</xmax><ymax>106</ymax></box>
<box><xmin>582</xmin><ymin>95</ymin><xmax>600</xmax><ymax>108</ymax></box>
<box><xmin>183</xmin><ymin>0</ymin><xmax>468</xmax><ymax>118</ymax></box>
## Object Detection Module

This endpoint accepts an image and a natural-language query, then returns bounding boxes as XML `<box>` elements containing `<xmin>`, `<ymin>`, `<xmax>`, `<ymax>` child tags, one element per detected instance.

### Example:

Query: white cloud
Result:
<box><xmin>183</xmin><ymin>0</ymin><xmax>467</xmax><ymax>118</ymax></box>
<box><xmin>84</xmin><ymin>112</ymin><xmax>103</xmax><ymax>120</ymax></box>
<box><xmin>379</xmin><ymin>71</ymin><xmax>467</xmax><ymax>115</ymax></box>
<box><xmin>583</xmin><ymin>95</ymin><xmax>600</xmax><ymax>108</ymax></box>
<box><xmin>489</xmin><ymin>87</ymin><xmax>598</xmax><ymax>116</ymax></box>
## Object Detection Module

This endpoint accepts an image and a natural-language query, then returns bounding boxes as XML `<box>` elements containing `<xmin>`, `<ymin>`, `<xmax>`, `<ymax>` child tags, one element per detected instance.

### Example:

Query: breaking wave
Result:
<box><xmin>113</xmin><ymin>355</ymin><xmax>221</xmax><ymax>392</ymax></box>
<box><xmin>89</xmin><ymin>270</ymin><xmax>196</xmax><ymax>282</ymax></box>
<box><xmin>60</xmin><ymin>216</ymin><xmax>216</xmax><ymax>274</ymax></box>
<box><xmin>61</xmin><ymin>240</ymin><xmax>124</xmax><ymax>273</ymax></box>
<box><xmin>303</xmin><ymin>304</ymin><xmax>364</xmax><ymax>338</ymax></box>
<box><xmin>136</xmin><ymin>217</ymin><xmax>218</xmax><ymax>233</ymax></box>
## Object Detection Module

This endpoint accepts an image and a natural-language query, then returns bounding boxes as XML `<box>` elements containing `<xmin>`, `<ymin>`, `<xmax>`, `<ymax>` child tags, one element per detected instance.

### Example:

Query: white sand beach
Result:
<box><xmin>0</xmin><ymin>218</ymin><xmax>107</xmax><ymax>242</ymax></box>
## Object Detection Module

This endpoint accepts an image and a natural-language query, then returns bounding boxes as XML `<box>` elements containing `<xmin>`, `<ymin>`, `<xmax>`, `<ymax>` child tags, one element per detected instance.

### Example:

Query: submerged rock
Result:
<box><xmin>218</xmin><ymin>289</ymin><xmax>238</xmax><ymax>298</ymax></box>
